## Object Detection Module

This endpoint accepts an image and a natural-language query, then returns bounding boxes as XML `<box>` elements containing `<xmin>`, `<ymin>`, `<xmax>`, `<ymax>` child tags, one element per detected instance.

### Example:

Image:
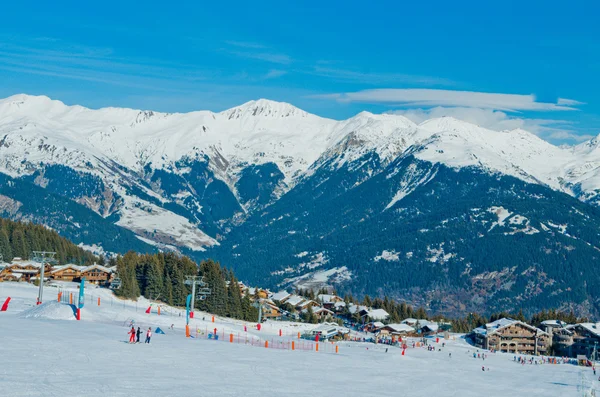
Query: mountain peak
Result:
<box><xmin>221</xmin><ymin>99</ymin><xmax>309</xmax><ymax>120</ymax></box>
<box><xmin>418</xmin><ymin>116</ymin><xmax>483</xmax><ymax>133</ymax></box>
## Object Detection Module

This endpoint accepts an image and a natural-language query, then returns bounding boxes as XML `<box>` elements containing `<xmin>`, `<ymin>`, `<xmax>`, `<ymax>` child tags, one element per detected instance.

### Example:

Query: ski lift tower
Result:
<box><xmin>252</xmin><ymin>299</ymin><xmax>264</xmax><ymax>323</ymax></box>
<box><xmin>184</xmin><ymin>275</ymin><xmax>211</xmax><ymax>317</ymax></box>
<box><xmin>32</xmin><ymin>251</ymin><xmax>56</xmax><ymax>305</ymax></box>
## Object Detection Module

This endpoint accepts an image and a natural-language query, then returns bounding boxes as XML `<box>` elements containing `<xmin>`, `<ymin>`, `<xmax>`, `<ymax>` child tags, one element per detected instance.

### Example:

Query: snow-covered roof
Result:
<box><xmin>50</xmin><ymin>264</ymin><xmax>84</xmax><ymax>274</ymax></box>
<box><xmin>271</xmin><ymin>291</ymin><xmax>292</xmax><ymax>302</ymax></box>
<box><xmin>348</xmin><ymin>304</ymin><xmax>368</xmax><ymax>314</ymax></box>
<box><xmin>334</xmin><ymin>301</ymin><xmax>346</xmax><ymax>309</ymax></box>
<box><xmin>540</xmin><ymin>319</ymin><xmax>567</xmax><ymax>328</ymax></box>
<box><xmin>285</xmin><ymin>295</ymin><xmax>305</xmax><ymax>307</ymax></box>
<box><xmin>383</xmin><ymin>323</ymin><xmax>415</xmax><ymax>333</ymax></box>
<box><xmin>10</xmin><ymin>269</ymin><xmax>39</xmax><ymax>274</ymax></box>
<box><xmin>566</xmin><ymin>323</ymin><xmax>600</xmax><ymax>338</ymax></box>
<box><xmin>401</xmin><ymin>318</ymin><xmax>418</xmax><ymax>325</ymax></box>
<box><xmin>366</xmin><ymin>309</ymin><xmax>389</xmax><ymax>320</ymax></box>
<box><xmin>313</xmin><ymin>307</ymin><xmax>333</xmax><ymax>315</ymax></box>
<box><xmin>317</xmin><ymin>294</ymin><xmax>341</xmax><ymax>303</ymax></box>
<box><xmin>473</xmin><ymin>318</ymin><xmax>548</xmax><ymax>337</ymax></box>
<box><xmin>371</xmin><ymin>321</ymin><xmax>385</xmax><ymax>329</ymax></box>
<box><xmin>421</xmin><ymin>323</ymin><xmax>439</xmax><ymax>332</ymax></box>
<box><xmin>298</xmin><ymin>299</ymin><xmax>318</xmax><ymax>308</ymax></box>
<box><xmin>9</xmin><ymin>261</ymin><xmax>44</xmax><ymax>269</ymax></box>
<box><xmin>81</xmin><ymin>264</ymin><xmax>112</xmax><ymax>273</ymax></box>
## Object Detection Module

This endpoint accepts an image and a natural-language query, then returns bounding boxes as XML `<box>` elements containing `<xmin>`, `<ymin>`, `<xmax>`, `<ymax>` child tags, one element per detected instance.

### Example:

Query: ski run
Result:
<box><xmin>0</xmin><ymin>282</ymin><xmax>597</xmax><ymax>396</ymax></box>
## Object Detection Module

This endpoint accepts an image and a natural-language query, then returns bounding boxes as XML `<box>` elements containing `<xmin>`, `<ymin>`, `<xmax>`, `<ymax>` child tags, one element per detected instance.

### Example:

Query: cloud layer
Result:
<box><xmin>388</xmin><ymin>107</ymin><xmax>593</xmax><ymax>142</ymax></box>
<box><xmin>316</xmin><ymin>89</ymin><xmax>584</xmax><ymax>112</ymax></box>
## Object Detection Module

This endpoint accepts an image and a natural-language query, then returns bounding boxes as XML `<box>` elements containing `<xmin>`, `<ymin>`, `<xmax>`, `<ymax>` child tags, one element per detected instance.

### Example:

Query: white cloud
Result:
<box><xmin>307</xmin><ymin>67</ymin><xmax>454</xmax><ymax>86</ymax></box>
<box><xmin>316</xmin><ymin>89</ymin><xmax>583</xmax><ymax>112</ymax></box>
<box><xmin>547</xmin><ymin>131</ymin><xmax>594</xmax><ymax>142</ymax></box>
<box><xmin>387</xmin><ymin>107</ymin><xmax>590</xmax><ymax>143</ymax></box>
<box><xmin>263</xmin><ymin>69</ymin><xmax>287</xmax><ymax>79</ymax></box>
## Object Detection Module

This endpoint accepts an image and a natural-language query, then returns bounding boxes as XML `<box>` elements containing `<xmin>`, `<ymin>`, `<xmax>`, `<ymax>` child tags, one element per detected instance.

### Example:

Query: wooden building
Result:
<box><xmin>81</xmin><ymin>264</ymin><xmax>112</xmax><ymax>284</ymax></box>
<box><xmin>471</xmin><ymin>318</ymin><xmax>550</xmax><ymax>355</ymax></box>
<box><xmin>50</xmin><ymin>265</ymin><xmax>83</xmax><ymax>282</ymax></box>
<box><xmin>0</xmin><ymin>261</ymin><xmax>52</xmax><ymax>283</ymax></box>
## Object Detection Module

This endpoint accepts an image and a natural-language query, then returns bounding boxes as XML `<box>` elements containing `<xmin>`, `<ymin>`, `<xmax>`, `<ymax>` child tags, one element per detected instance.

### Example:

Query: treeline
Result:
<box><xmin>0</xmin><ymin>218</ymin><xmax>98</xmax><ymax>265</ymax></box>
<box><xmin>113</xmin><ymin>253</ymin><xmax>258</xmax><ymax>322</ymax></box>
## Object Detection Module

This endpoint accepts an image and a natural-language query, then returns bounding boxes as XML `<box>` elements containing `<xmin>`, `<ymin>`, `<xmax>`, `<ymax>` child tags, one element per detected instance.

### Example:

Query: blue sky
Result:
<box><xmin>0</xmin><ymin>0</ymin><xmax>598</xmax><ymax>143</ymax></box>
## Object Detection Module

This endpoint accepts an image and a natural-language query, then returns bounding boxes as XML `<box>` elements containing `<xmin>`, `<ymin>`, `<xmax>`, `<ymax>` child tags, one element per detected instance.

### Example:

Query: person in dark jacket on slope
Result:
<box><xmin>136</xmin><ymin>327</ymin><xmax>142</xmax><ymax>343</ymax></box>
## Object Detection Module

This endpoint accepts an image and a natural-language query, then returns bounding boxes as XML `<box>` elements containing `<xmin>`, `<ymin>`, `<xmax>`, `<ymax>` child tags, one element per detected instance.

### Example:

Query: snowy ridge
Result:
<box><xmin>2</xmin><ymin>94</ymin><xmax>600</xmax><ymax>251</ymax></box>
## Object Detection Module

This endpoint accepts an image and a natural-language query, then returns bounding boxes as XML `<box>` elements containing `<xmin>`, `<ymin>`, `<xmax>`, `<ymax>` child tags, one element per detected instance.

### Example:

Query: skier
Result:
<box><xmin>449</xmin><ymin>352</ymin><xmax>452</xmax><ymax>358</ymax></box>
<box><xmin>128</xmin><ymin>326</ymin><xmax>135</xmax><ymax>344</ymax></box>
<box><xmin>482</xmin><ymin>366</ymin><xmax>485</xmax><ymax>372</ymax></box>
<box><xmin>145</xmin><ymin>327</ymin><xmax>152</xmax><ymax>344</ymax></box>
<box><xmin>136</xmin><ymin>327</ymin><xmax>142</xmax><ymax>343</ymax></box>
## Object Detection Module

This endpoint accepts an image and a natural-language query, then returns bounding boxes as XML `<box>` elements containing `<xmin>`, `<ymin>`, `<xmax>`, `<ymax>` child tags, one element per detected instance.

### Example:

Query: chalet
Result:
<box><xmin>364</xmin><ymin>321</ymin><xmax>385</xmax><ymax>333</ymax></box>
<box><xmin>419</xmin><ymin>321</ymin><xmax>440</xmax><ymax>335</ymax></box>
<box><xmin>470</xmin><ymin>318</ymin><xmax>550</xmax><ymax>355</ymax></box>
<box><xmin>262</xmin><ymin>301</ymin><xmax>283</xmax><ymax>320</ymax></box>
<box><xmin>237</xmin><ymin>281</ymin><xmax>246</xmax><ymax>294</ymax></box>
<box><xmin>333</xmin><ymin>301</ymin><xmax>346</xmax><ymax>312</ymax></box>
<box><xmin>311</xmin><ymin>307</ymin><xmax>334</xmax><ymax>321</ymax></box>
<box><xmin>247</xmin><ymin>287</ymin><xmax>269</xmax><ymax>299</ymax></box>
<box><xmin>361</xmin><ymin>308</ymin><xmax>390</xmax><ymax>322</ymax></box>
<box><xmin>297</xmin><ymin>300</ymin><xmax>320</xmax><ymax>311</ymax></box>
<box><xmin>317</xmin><ymin>294</ymin><xmax>343</xmax><ymax>309</ymax></box>
<box><xmin>81</xmin><ymin>264</ymin><xmax>112</xmax><ymax>284</ymax></box>
<box><xmin>401</xmin><ymin>318</ymin><xmax>419</xmax><ymax>327</ymax></box>
<box><xmin>50</xmin><ymin>264</ymin><xmax>83</xmax><ymax>282</ymax></box>
<box><xmin>379</xmin><ymin>323</ymin><xmax>415</xmax><ymax>336</ymax></box>
<box><xmin>0</xmin><ymin>260</ymin><xmax>52</xmax><ymax>283</ymax></box>
<box><xmin>348</xmin><ymin>304</ymin><xmax>368</xmax><ymax>315</ymax></box>
<box><xmin>284</xmin><ymin>295</ymin><xmax>306</xmax><ymax>308</ymax></box>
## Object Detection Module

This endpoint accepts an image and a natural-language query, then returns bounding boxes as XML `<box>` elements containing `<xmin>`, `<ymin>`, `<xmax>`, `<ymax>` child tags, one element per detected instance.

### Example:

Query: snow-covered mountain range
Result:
<box><xmin>1</xmin><ymin>94</ymin><xmax>599</xmax><ymax>249</ymax></box>
<box><xmin>3</xmin><ymin>94</ymin><xmax>600</xmax><ymax>315</ymax></box>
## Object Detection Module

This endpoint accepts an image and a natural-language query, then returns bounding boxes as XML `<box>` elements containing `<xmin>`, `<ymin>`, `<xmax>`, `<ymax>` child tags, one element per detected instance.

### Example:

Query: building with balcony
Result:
<box><xmin>470</xmin><ymin>318</ymin><xmax>550</xmax><ymax>355</ymax></box>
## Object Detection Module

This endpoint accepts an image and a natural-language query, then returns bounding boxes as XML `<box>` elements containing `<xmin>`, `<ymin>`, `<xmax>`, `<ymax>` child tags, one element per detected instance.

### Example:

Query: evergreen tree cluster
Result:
<box><xmin>113</xmin><ymin>253</ymin><xmax>257</xmax><ymax>322</ymax></box>
<box><xmin>0</xmin><ymin>218</ymin><xmax>97</xmax><ymax>265</ymax></box>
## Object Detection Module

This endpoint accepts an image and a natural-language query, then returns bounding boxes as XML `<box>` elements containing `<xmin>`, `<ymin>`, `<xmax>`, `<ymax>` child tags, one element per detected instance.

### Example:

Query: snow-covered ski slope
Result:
<box><xmin>0</xmin><ymin>282</ymin><xmax>596</xmax><ymax>396</ymax></box>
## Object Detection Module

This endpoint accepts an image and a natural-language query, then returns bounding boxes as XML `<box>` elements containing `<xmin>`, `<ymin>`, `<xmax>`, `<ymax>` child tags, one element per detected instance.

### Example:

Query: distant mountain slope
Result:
<box><xmin>209</xmin><ymin>155</ymin><xmax>600</xmax><ymax>316</ymax></box>
<box><xmin>2</xmin><ymin>94</ymin><xmax>600</xmax><ymax>316</ymax></box>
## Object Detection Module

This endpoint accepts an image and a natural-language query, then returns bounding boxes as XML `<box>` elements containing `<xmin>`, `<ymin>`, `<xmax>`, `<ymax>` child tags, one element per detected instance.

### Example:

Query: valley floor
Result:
<box><xmin>0</xmin><ymin>282</ymin><xmax>597</xmax><ymax>396</ymax></box>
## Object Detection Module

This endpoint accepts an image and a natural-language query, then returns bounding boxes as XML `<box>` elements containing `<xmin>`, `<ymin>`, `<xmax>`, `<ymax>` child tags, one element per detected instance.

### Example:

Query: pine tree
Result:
<box><xmin>0</xmin><ymin>228</ymin><xmax>12</xmax><ymax>261</ymax></box>
<box><xmin>11</xmin><ymin>227</ymin><xmax>28</xmax><ymax>259</ymax></box>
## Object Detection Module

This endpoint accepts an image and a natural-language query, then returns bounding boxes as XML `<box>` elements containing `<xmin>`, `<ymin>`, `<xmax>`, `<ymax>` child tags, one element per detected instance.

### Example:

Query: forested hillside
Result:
<box><xmin>0</xmin><ymin>217</ymin><xmax>98</xmax><ymax>265</ymax></box>
<box><xmin>113</xmin><ymin>253</ymin><xmax>258</xmax><ymax>322</ymax></box>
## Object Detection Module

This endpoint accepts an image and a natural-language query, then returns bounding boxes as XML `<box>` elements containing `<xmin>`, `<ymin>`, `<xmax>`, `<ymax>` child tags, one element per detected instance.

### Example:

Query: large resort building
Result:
<box><xmin>471</xmin><ymin>318</ymin><xmax>550</xmax><ymax>355</ymax></box>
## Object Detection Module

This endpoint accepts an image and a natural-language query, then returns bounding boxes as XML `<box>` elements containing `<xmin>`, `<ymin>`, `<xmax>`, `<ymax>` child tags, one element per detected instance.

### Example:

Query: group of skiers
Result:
<box><xmin>128</xmin><ymin>326</ymin><xmax>152</xmax><ymax>344</ymax></box>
